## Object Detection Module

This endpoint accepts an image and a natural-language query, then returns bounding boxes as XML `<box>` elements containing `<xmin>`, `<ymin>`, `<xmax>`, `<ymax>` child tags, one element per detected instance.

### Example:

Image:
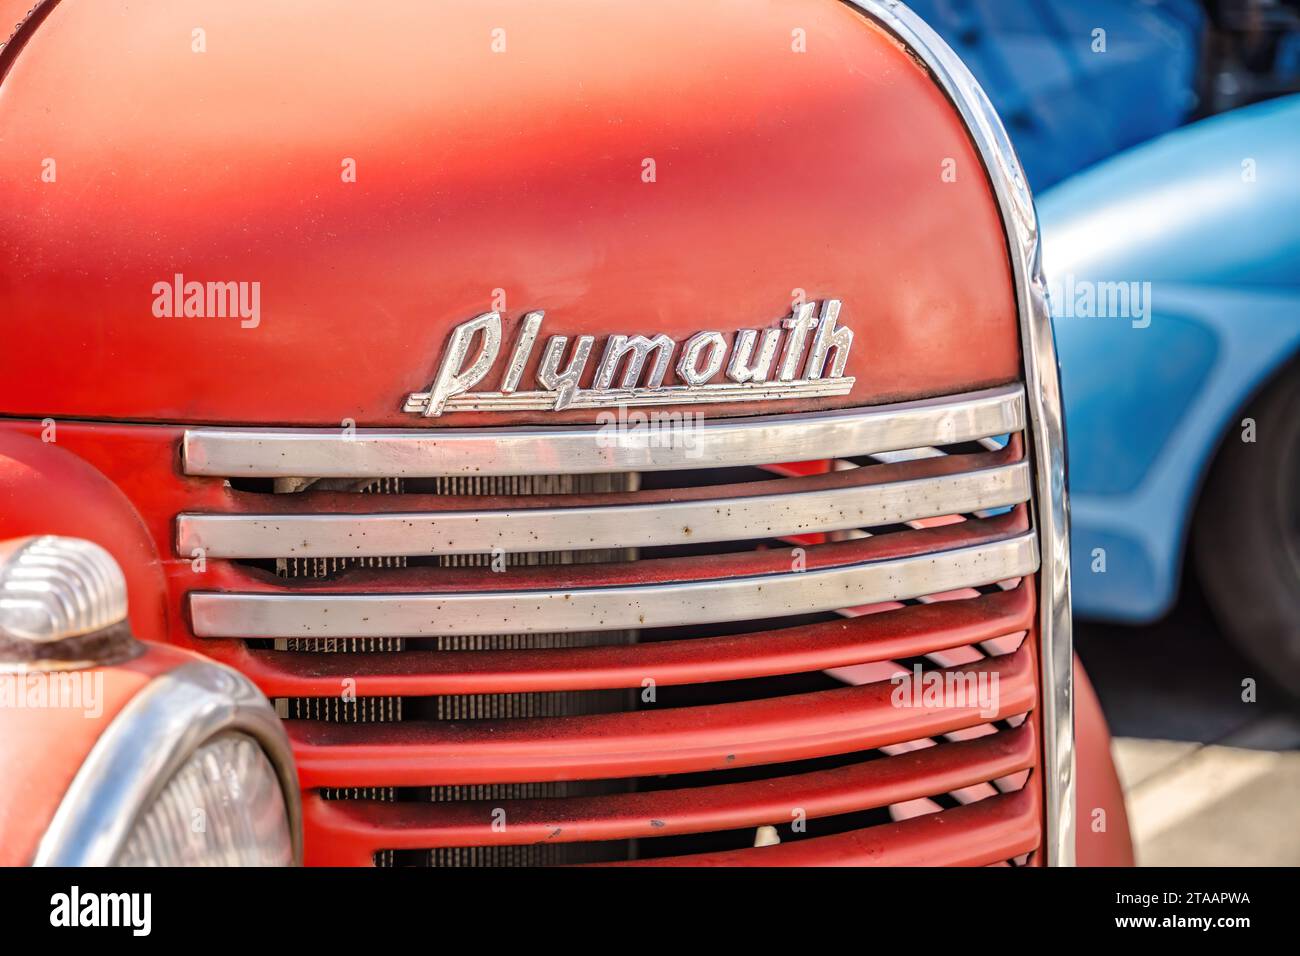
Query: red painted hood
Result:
<box><xmin>0</xmin><ymin>0</ymin><xmax>1018</xmax><ymax>427</ymax></box>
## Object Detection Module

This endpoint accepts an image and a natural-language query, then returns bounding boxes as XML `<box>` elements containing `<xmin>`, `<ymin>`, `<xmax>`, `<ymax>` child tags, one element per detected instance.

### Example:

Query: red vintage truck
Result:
<box><xmin>0</xmin><ymin>0</ymin><xmax>1130</xmax><ymax>866</ymax></box>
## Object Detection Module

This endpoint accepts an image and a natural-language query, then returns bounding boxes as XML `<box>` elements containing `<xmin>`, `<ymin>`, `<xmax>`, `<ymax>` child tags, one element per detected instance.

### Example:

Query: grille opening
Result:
<box><xmin>631</xmin><ymin>608</ymin><xmax>843</xmax><ymax>643</ymax></box>
<box><xmin>643</xmin><ymin>668</ymin><xmax>845</xmax><ymax>708</ymax></box>
<box><xmin>225</xmin><ymin>477</ymin><xmax>277</xmax><ymax>494</ymax></box>
<box><xmin>228</xmin><ymin>465</ymin><xmax>772</xmax><ymax>498</ymax></box>
<box><xmin>223</xmin><ymin>442</ymin><xmax>1008</xmax><ymax>502</ymax></box>
<box><xmin>242</xmin><ymin>541</ymin><xmax>630</xmax><ymax>583</ymax></box>
<box><xmin>280</xmin><ymin>697</ymin><xmax>403</xmax><ymax>722</ymax></box>
<box><xmin>635</xmin><ymin>741</ymin><xmax>893</xmax><ymax>792</ymax></box>
<box><xmin>242</xmin><ymin>552</ymin><xmax>629</xmax><ymax>582</ymax></box>
<box><xmin>385</xmin><ymin>843</ymin><xmax>631</xmax><ymax>867</ymax></box>
<box><xmin>423</xmin><ymin>630</ymin><xmax>631</xmax><ymax>651</ymax></box>
<box><xmin>275</xmin><ymin>667</ymin><xmax>849</xmax><ymax>724</ymax></box>
<box><xmin>846</xmin><ymin>439</ymin><xmax>999</xmax><ymax>466</ymax></box>
<box><xmin>263</xmin><ymin>586</ymin><xmax>1023</xmax><ymax>720</ymax></box>
<box><xmin>635</xmin><ymin>535</ymin><xmax>840</xmax><ymax>562</ymax></box>
<box><xmin>263</xmin><ymin>578</ymin><xmax>1020</xmax><ymax>723</ymax></box>
<box><xmin>223</xmin><ymin>443</ymin><xmax>1007</xmax><ymax>504</ymax></box>
<box><xmin>636</xmin><ymin>464</ymin><xmax>797</xmax><ymax>490</ymax></box>
<box><xmin>255</xmin><ymin>636</ymin><xmax>404</xmax><ymax>653</ymax></box>
<box><xmin>631</xmin><ymin>805</ymin><xmax>901</xmax><ymax>860</ymax></box>
<box><xmin>408</xmin><ymin>688</ymin><xmax>637</xmax><ymax>720</ymax></box>
<box><xmin>379</xmin><ymin>777</ymin><xmax>642</xmax><ymax>867</ymax></box>
<box><xmin>226</xmin><ymin>475</ymin><xmax>409</xmax><ymax>495</ymax></box>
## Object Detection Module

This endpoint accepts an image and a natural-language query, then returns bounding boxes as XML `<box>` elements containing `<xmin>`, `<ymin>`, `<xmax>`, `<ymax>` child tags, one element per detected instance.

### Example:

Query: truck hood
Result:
<box><xmin>0</xmin><ymin>0</ymin><xmax>1018</xmax><ymax>427</ymax></box>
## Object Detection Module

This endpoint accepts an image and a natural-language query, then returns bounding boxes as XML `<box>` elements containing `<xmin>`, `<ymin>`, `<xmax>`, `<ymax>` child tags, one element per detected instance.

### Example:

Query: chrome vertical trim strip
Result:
<box><xmin>844</xmin><ymin>0</ymin><xmax>1075</xmax><ymax>864</ymax></box>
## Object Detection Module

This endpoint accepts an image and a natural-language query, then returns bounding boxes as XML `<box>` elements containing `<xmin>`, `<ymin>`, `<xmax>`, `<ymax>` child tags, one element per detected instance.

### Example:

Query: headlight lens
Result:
<box><xmin>116</xmin><ymin>733</ymin><xmax>293</xmax><ymax>866</ymax></box>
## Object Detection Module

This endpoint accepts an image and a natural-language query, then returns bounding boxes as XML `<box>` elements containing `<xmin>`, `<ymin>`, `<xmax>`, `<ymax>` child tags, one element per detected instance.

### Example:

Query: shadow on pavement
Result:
<box><xmin>1075</xmin><ymin>571</ymin><xmax>1297</xmax><ymax>748</ymax></box>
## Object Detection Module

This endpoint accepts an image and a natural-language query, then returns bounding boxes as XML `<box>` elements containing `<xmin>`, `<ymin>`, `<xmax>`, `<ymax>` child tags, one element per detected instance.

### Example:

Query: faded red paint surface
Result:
<box><xmin>1075</xmin><ymin>660</ymin><xmax>1136</xmax><ymax>866</ymax></box>
<box><xmin>0</xmin><ymin>0</ymin><xmax>1018</xmax><ymax>427</ymax></box>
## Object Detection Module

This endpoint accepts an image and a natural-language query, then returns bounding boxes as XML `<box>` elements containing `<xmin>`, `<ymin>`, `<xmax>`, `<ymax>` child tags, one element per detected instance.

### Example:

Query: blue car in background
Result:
<box><xmin>912</xmin><ymin>0</ymin><xmax>1300</xmax><ymax>693</ymax></box>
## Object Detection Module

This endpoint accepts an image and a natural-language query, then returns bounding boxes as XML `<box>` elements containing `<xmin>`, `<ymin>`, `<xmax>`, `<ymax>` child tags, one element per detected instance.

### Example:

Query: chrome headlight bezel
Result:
<box><xmin>33</xmin><ymin>659</ymin><xmax>302</xmax><ymax>866</ymax></box>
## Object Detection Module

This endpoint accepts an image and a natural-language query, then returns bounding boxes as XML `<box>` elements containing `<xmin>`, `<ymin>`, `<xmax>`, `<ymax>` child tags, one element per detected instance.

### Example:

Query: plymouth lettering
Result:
<box><xmin>404</xmin><ymin>299</ymin><xmax>855</xmax><ymax>416</ymax></box>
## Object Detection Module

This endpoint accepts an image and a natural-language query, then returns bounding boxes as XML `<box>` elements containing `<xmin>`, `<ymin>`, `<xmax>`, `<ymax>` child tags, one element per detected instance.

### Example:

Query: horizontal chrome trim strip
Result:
<box><xmin>181</xmin><ymin>384</ymin><xmax>1025</xmax><ymax>478</ymax></box>
<box><xmin>188</xmin><ymin>531</ymin><xmax>1038</xmax><ymax>638</ymax></box>
<box><xmin>177</xmin><ymin>461</ymin><xmax>1030</xmax><ymax>559</ymax></box>
<box><xmin>404</xmin><ymin>377</ymin><xmax>856</xmax><ymax>413</ymax></box>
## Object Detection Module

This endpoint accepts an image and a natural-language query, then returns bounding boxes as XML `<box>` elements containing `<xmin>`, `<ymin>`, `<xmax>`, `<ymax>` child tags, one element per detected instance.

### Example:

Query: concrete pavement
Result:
<box><xmin>1075</xmin><ymin>578</ymin><xmax>1300</xmax><ymax>866</ymax></box>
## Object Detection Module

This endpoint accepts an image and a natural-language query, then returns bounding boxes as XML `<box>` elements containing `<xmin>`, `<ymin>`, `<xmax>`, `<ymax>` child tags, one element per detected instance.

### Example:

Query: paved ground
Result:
<box><xmin>1076</xmin><ymin>576</ymin><xmax>1300</xmax><ymax>866</ymax></box>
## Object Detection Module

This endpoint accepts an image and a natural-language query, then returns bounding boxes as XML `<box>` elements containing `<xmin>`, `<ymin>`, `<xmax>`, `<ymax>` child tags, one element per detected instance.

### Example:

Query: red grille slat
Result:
<box><xmin>302</xmin><ymin>722</ymin><xmax>1035</xmax><ymax>864</ymax></box>
<box><xmin>286</xmin><ymin>646</ymin><xmax>1035</xmax><ymax>787</ymax></box>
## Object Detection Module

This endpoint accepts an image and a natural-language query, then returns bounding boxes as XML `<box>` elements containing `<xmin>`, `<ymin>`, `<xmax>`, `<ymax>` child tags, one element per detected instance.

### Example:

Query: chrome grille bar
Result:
<box><xmin>177</xmin><ymin>461</ymin><xmax>1031</xmax><ymax>559</ymax></box>
<box><xmin>180</xmin><ymin>385</ymin><xmax>1025</xmax><ymax>478</ymax></box>
<box><xmin>189</xmin><ymin>531</ymin><xmax>1038</xmax><ymax>638</ymax></box>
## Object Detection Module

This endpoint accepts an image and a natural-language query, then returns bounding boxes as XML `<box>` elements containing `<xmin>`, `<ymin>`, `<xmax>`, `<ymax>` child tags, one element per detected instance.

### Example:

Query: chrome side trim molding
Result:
<box><xmin>189</xmin><ymin>531</ymin><xmax>1038</xmax><ymax>638</ymax></box>
<box><xmin>177</xmin><ymin>461</ymin><xmax>1030</xmax><ymax>559</ymax></box>
<box><xmin>33</xmin><ymin>660</ymin><xmax>303</xmax><ymax>866</ymax></box>
<box><xmin>180</xmin><ymin>384</ymin><xmax>1025</xmax><ymax>478</ymax></box>
<box><xmin>847</xmin><ymin>1</ymin><xmax>1075</xmax><ymax>864</ymax></box>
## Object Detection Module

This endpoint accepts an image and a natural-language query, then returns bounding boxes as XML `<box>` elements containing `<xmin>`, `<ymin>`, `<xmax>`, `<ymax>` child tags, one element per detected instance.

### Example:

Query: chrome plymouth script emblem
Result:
<box><xmin>403</xmin><ymin>299</ymin><xmax>855</xmax><ymax>416</ymax></box>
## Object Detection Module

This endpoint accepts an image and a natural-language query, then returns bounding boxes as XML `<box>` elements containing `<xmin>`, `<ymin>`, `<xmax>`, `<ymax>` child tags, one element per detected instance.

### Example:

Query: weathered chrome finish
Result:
<box><xmin>535</xmin><ymin>332</ymin><xmax>595</xmax><ymax>411</ymax></box>
<box><xmin>595</xmin><ymin>333</ymin><xmax>674</xmax><ymax>390</ymax></box>
<box><xmin>418</xmin><ymin>311</ymin><xmax>503</xmax><ymax>417</ymax></box>
<box><xmin>847</xmin><ymin>0</ymin><xmax>1076</xmax><ymax>865</ymax></box>
<box><xmin>417</xmin><ymin>376</ymin><xmax>854</xmax><ymax>413</ymax></box>
<box><xmin>33</xmin><ymin>659</ymin><xmax>302</xmax><ymax>866</ymax></box>
<box><xmin>177</xmin><ymin>461</ymin><xmax>1030</xmax><ymax>559</ymax></box>
<box><xmin>726</xmin><ymin>328</ymin><xmax>782</xmax><ymax>383</ymax></box>
<box><xmin>805</xmin><ymin>299</ymin><xmax>853</xmax><ymax>380</ymax></box>
<box><xmin>0</xmin><ymin>536</ymin><xmax>127</xmax><ymax>642</ymax></box>
<box><xmin>183</xmin><ymin>384</ymin><xmax>1024</xmax><ymax>478</ymax></box>
<box><xmin>402</xmin><ymin>300</ymin><xmax>855</xmax><ymax>416</ymax></box>
<box><xmin>500</xmin><ymin>311</ymin><xmax>543</xmax><ymax>393</ymax></box>
<box><xmin>189</xmin><ymin>531</ymin><xmax>1038</xmax><ymax>638</ymax></box>
<box><xmin>777</xmin><ymin>302</ymin><xmax>819</xmax><ymax>381</ymax></box>
<box><xmin>676</xmin><ymin>331</ymin><xmax>728</xmax><ymax>386</ymax></box>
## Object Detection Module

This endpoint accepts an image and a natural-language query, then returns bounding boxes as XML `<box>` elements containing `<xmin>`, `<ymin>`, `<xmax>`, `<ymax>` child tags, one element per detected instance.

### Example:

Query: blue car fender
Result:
<box><xmin>1038</xmin><ymin>95</ymin><xmax>1300</xmax><ymax>622</ymax></box>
